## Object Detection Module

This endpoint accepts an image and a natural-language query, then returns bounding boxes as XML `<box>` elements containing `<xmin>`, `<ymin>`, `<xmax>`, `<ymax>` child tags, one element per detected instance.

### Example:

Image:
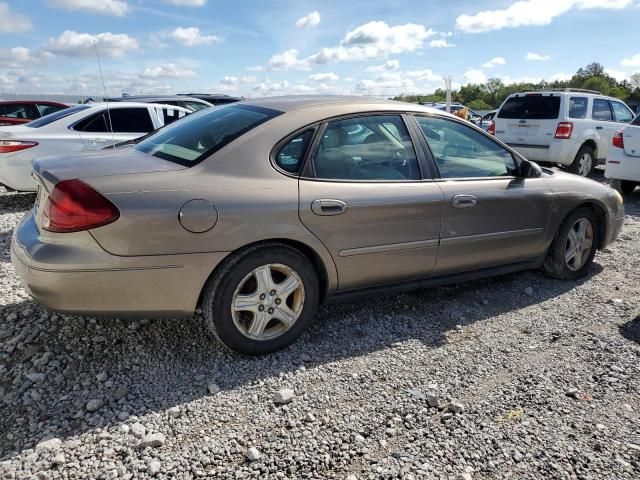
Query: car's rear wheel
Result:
<box><xmin>543</xmin><ymin>207</ymin><xmax>599</xmax><ymax>280</ymax></box>
<box><xmin>202</xmin><ymin>244</ymin><xmax>319</xmax><ymax>355</ymax></box>
<box><xmin>568</xmin><ymin>146</ymin><xmax>595</xmax><ymax>177</ymax></box>
<box><xmin>609</xmin><ymin>179</ymin><xmax>637</xmax><ymax>195</ymax></box>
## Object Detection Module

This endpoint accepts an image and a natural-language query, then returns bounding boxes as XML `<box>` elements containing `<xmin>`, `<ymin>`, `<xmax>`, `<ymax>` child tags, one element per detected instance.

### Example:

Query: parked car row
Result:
<box><xmin>0</xmin><ymin>101</ymin><xmax>191</xmax><ymax>191</ymax></box>
<box><xmin>9</xmin><ymin>96</ymin><xmax>624</xmax><ymax>355</ymax></box>
<box><xmin>486</xmin><ymin>89</ymin><xmax>635</xmax><ymax>178</ymax></box>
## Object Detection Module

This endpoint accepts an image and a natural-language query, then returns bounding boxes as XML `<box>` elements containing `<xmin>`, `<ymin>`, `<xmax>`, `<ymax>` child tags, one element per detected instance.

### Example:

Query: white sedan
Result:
<box><xmin>605</xmin><ymin>113</ymin><xmax>640</xmax><ymax>195</ymax></box>
<box><xmin>0</xmin><ymin>102</ymin><xmax>191</xmax><ymax>191</ymax></box>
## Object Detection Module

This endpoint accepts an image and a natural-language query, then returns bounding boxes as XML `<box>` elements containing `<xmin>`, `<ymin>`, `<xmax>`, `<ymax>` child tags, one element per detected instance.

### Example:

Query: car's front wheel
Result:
<box><xmin>543</xmin><ymin>207</ymin><xmax>599</xmax><ymax>280</ymax></box>
<box><xmin>609</xmin><ymin>179</ymin><xmax>637</xmax><ymax>195</ymax></box>
<box><xmin>202</xmin><ymin>244</ymin><xmax>319</xmax><ymax>355</ymax></box>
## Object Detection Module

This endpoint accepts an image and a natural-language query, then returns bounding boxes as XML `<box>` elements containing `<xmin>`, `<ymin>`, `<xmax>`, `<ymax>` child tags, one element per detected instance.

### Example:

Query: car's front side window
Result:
<box><xmin>414</xmin><ymin>115</ymin><xmax>517</xmax><ymax>179</ymax></box>
<box><xmin>592</xmin><ymin>99</ymin><xmax>613</xmax><ymax>121</ymax></box>
<box><xmin>313</xmin><ymin>115</ymin><xmax>420</xmax><ymax>181</ymax></box>
<box><xmin>611</xmin><ymin>101</ymin><xmax>634</xmax><ymax>124</ymax></box>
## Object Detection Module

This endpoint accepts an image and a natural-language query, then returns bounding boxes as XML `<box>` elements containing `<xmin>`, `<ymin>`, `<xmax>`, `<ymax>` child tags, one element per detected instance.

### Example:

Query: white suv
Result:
<box><xmin>490</xmin><ymin>89</ymin><xmax>635</xmax><ymax>176</ymax></box>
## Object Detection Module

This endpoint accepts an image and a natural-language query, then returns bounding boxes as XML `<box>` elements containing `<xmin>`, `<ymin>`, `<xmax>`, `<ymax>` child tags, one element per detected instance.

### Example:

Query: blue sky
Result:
<box><xmin>1</xmin><ymin>0</ymin><xmax>639</xmax><ymax>97</ymax></box>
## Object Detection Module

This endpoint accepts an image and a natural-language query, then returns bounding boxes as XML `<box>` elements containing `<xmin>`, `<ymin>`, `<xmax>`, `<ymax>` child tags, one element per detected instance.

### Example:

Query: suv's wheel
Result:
<box><xmin>202</xmin><ymin>244</ymin><xmax>319</xmax><ymax>355</ymax></box>
<box><xmin>609</xmin><ymin>179</ymin><xmax>637</xmax><ymax>195</ymax></box>
<box><xmin>568</xmin><ymin>146</ymin><xmax>595</xmax><ymax>177</ymax></box>
<box><xmin>543</xmin><ymin>207</ymin><xmax>599</xmax><ymax>280</ymax></box>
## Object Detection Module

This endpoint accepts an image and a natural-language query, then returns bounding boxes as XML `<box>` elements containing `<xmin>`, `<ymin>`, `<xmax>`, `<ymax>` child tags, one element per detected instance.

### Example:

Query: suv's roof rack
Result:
<box><xmin>521</xmin><ymin>88</ymin><xmax>602</xmax><ymax>95</ymax></box>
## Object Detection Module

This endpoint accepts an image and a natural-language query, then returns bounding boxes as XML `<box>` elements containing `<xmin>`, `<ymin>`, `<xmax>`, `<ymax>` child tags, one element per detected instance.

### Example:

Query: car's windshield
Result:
<box><xmin>26</xmin><ymin>105</ymin><xmax>90</xmax><ymax>128</ymax></box>
<box><xmin>135</xmin><ymin>104</ymin><xmax>282</xmax><ymax>165</ymax></box>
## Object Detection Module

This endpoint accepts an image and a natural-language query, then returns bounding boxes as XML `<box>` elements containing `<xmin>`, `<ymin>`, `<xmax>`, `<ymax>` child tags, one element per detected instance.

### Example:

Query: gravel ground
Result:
<box><xmin>0</xmin><ymin>173</ymin><xmax>639</xmax><ymax>480</ymax></box>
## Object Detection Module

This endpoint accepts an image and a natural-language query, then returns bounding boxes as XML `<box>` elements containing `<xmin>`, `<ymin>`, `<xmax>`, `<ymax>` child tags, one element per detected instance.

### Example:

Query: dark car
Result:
<box><xmin>178</xmin><ymin>93</ymin><xmax>242</xmax><ymax>106</ymax></box>
<box><xmin>105</xmin><ymin>95</ymin><xmax>213</xmax><ymax>112</ymax></box>
<box><xmin>0</xmin><ymin>100</ymin><xmax>69</xmax><ymax>126</ymax></box>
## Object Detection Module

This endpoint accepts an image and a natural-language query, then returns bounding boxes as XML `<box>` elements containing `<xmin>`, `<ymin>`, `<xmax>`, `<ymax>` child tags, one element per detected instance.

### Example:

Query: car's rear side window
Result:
<box><xmin>26</xmin><ymin>105</ymin><xmax>89</xmax><ymax>128</ymax></box>
<box><xmin>592</xmin><ymin>99</ymin><xmax>613</xmax><ymax>121</ymax></box>
<box><xmin>631</xmin><ymin>114</ymin><xmax>640</xmax><ymax>127</ymax></box>
<box><xmin>136</xmin><ymin>104</ymin><xmax>282</xmax><ymax>165</ymax></box>
<box><xmin>276</xmin><ymin>130</ymin><xmax>314</xmax><ymax>174</ymax></box>
<box><xmin>498</xmin><ymin>95</ymin><xmax>561</xmax><ymax>119</ymax></box>
<box><xmin>568</xmin><ymin>97</ymin><xmax>588</xmax><ymax>119</ymax></box>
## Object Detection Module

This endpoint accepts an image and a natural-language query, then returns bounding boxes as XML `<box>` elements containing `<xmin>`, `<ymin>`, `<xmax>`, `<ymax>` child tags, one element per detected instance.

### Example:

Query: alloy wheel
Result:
<box><xmin>231</xmin><ymin>263</ymin><xmax>305</xmax><ymax>341</ymax></box>
<box><xmin>565</xmin><ymin>218</ymin><xmax>594</xmax><ymax>271</ymax></box>
<box><xmin>578</xmin><ymin>153</ymin><xmax>593</xmax><ymax>177</ymax></box>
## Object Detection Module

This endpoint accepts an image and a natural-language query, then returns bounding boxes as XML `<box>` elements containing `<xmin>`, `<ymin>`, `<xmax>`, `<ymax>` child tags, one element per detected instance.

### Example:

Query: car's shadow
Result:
<box><xmin>0</xmin><ymin>191</ymin><xmax>35</xmax><ymax>215</ymax></box>
<box><xmin>0</xmin><ymin>262</ymin><xmax>604</xmax><ymax>460</ymax></box>
<box><xmin>620</xmin><ymin>314</ymin><xmax>640</xmax><ymax>345</ymax></box>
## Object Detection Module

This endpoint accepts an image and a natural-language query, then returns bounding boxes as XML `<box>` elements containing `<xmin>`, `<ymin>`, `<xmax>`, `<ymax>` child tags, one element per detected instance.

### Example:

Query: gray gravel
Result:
<box><xmin>1</xmin><ymin>175</ymin><xmax>639</xmax><ymax>479</ymax></box>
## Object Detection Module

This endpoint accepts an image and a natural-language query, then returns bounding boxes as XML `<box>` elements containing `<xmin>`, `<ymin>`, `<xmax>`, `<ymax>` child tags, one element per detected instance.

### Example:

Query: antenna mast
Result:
<box><xmin>93</xmin><ymin>41</ymin><xmax>116</xmax><ymax>149</ymax></box>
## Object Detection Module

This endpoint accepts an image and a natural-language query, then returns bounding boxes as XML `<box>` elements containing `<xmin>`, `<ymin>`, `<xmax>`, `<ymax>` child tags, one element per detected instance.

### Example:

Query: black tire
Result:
<box><xmin>543</xmin><ymin>207</ymin><xmax>599</xmax><ymax>280</ymax></box>
<box><xmin>567</xmin><ymin>145</ymin><xmax>595</xmax><ymax>177</ymax></box>
<box><xmin>201</xmin><ymin>243</ymin><xmax>319</xmax><ymax>355</ymax></box>
<box><xmin>609</xmin><ymin>179</ymin><xmax>637</xmax><ymax>195</ymax></box>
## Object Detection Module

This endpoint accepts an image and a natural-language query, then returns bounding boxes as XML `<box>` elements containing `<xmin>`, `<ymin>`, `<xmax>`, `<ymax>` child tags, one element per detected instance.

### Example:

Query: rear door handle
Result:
<box><xmin>311</xmin><ymin>199</ymin><xmax>348</xmax><ymax>216</ymax></box>
<box><xmin>89</xmin><ymin>137</ymin><xmax>109</xmax><ymax>143</ymax></box>
<box><xmin>595</xmin><ymin>126</ymin><xmax>604</xmax><ymax>130</ymax></box>
<box><xmin>452</xmin><ymin>194</ymin><xmax>478</xmax><ymax>208</ymax></box>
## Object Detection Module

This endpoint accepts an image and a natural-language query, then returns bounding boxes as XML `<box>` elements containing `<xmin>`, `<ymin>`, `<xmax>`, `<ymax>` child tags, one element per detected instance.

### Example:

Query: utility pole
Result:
<box><xmin>443</xmin><ymin>76</ymin><xmax>452</xmax><ymax>113</ymax></box>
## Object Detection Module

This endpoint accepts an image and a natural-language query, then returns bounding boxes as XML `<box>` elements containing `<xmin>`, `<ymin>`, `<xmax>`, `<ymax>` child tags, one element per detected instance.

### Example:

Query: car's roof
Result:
<box><xmin>90</xmin><ymin>101</ymin><xmax>190</xmax><ymax>109</ymax></box>
<box><xmin>242</xmin><ymin>95</ymin><xmax>442</xmax><ymax>114</ymax></box>
<box><xmin>108</xmin><ymin>95</ymin><xmax>208</xmax><ymax>101</ymax></box>
<box><xmin>0</xmin><ymin>100</ymin><xmax>68</xmax><ymax>106</ymax></box>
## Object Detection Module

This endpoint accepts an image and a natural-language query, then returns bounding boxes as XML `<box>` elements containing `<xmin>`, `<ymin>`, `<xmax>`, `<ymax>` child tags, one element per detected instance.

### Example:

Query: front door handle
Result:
<box><xmin>452</xmin><ymin>194</ymin><xmax>478</xmax><ymax>209</ymax></box>
<box><xmin>89</xmin><ymin>138</ymin><xmax>109</xmax><ymax>143</ymax></box>
<box><xmin>311</xmin><ymin>199</ymin><xmax>348</xmax><ymax>216</ymax></box>
<box><xmin>595</xmin><ymin>126</ymin><xmax>604</xmax><ymax>130</ymax></box>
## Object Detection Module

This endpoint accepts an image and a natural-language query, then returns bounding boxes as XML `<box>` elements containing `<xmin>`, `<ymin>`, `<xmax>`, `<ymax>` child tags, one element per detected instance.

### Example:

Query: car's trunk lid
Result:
<box><xmin>32</xmin><ymin>148</ymin><xmax>187</xmax><ymax>187</ymax></box>
<box><xmin>623</xmin><ymin>123</ymin><xmax>640</xmax><ymax>157</ymax></box>
<box><xmin>494</xmin><ymin>93</ymin><xmax>562</xmax><ymax>147</ymax></box>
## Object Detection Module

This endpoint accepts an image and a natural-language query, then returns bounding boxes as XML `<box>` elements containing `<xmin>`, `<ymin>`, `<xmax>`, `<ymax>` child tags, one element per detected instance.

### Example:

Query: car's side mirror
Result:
<box><xmin>519</xmin><ymin>160</ymin><xmax>542</xmax><ymax>178</ymax></box>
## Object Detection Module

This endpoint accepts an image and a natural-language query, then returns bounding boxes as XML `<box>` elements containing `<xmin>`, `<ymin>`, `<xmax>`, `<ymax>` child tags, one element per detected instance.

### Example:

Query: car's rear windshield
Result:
<box><xmin>631</xmin><ymin>114</ymin><xmax>640</xmax><ymax>126</ymax></box>
<box><xmin>135</xmin><ymin>104</ymin><xmax>282</xmax><ymax>165</ymax></box>
<box><xmin>498</xmin><ymin>95</ymin><xmax>561</xmax><ymax>120</ymax></box>
<box><xmin>26</xmin><ymin>105</ymin><xmax>90</xmax><ymax>128</ymax></box>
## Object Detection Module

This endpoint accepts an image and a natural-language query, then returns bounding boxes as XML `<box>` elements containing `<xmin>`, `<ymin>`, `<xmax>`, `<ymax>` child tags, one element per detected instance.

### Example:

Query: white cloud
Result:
<box><xmin>621</xmin><ymin>53</ymin><xmax>640</xmax><ymax>67</ymax></box>
<box><xmin>366</xmin><ymin>59</ymin><xmax>400</xmax><ymax>72</ymax></box>
<box><xmin>0</xmin><ymin>3</ymin><xmax>32</xmax><ymax>32</ymax></box>
<box><xmin>406</xmin><ymin>68</ymin><xmax>441</xmax><ymax>82</ymax></box>
<box><xmin>549</xmin><ymin>72</ymin><xmax>572</xmax><ymax>81</ymax></box>
<box><xmin>142</xmin><ymin>63</ymin><xmax>197</xmax><ymax>79</ymax></box>
<box><xmin>0</xmin><ymin>47</ymin><xmax>30</xmax><ymax>65</ymax></box>
<box><xmin>295</xmin><ymin>11</ymin><xmax>321</xmax><ymax>28</ymax></box>
<box><xmin>246</xmin><ymin>65</ymin><xmax>265</xmax><ymax>72</ymax></box>
<box><xmin>526</xmin><ymin>52</ymin><xmax>550</xmax><ymax>61</ymax></box>
<box><xmin>254</xmin><ymin>79</ymin><xmax>289</xmax><ymax>95</ymax></box>
<box><xmin>463</xmin><ymin>69</ymin><xmax>487</xmax><ymax>84</ymax></box>
<box><xmin>482</xmin><ymin>57</ymin><xmax>506</xmax><ymax>68</ymax></box>
<box><xmin>456</xmin><ymin>0</ymin><xmax>632</xmax><ymax>33</ymax></box>
<box><xmin>356</xmin><ymin>72</ymin><xmax>417</xmax><ymax>95</ymax></box>
<box><xmin>163</xmin><ymin>0</ymin><xmax>206</xmax><ymax>5</ymax></box>
<box><xmin>267</xmin><ymin>21</ymin><xmax>435</xmax><ymax>70</ymax></box>
<box><xmin>47</xmin><ymin>0</ymin><xmax>130</xmax><ymax>16</ymax></box>
<box><xmin>309</xmin><ymin>72</ymin><xmax>339</xmax><ymax>82</ymax></box>
<box><xmin>428</xmin><ymin>39</ymin><xmax>454</xmax><ymax>48</ymax></box>
<box><xmin>45</xmin><ymin>30</ymin><xmax>139</xmax><ymax>57</ymax></box>
<box><xmin>168</xmin><ymin>27</ymin><xmax>221</xmax><ymax>46</ymax></box>
<box><xmin>220</xmin><ymin>75</ymin><xmax>255</xmax><ymax>86</ymax></box>
<box><xmin>605</xmin><ymin>69</ymin><xmax>628</xmax><ymax>81</ymax></box>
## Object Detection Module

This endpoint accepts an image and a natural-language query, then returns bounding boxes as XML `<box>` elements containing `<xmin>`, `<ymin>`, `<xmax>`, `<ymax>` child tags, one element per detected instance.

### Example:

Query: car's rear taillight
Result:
<box><xmin>487</xmin><ymin>120</ymin><xmax>496</xmax><ymax>135</ymax></box>
<box><xmin>612</xmin><ymin>130</ymin><xmax>625</xmax><ymax>149</ymax></box>
<box><xmin>0</xmin><ymin>140</ymin><xmax>38</xmax><ymax>153</ymax></box>
<box><xmin>42</xmin><ymin>179</ymin><xmax>119</xmax><ymax>233</ymax></box>
<box><xmin>554</xmin><ymin>122</ymin><xmax>573</xmax><ymax>139</ymax></box>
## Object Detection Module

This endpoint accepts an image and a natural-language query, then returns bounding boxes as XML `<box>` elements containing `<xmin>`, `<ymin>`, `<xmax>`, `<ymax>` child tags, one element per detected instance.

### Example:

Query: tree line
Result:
<box><xmin>395</xmin><ymin>63</ymin><xmax>640</xmax><ymax>111</ymax></box>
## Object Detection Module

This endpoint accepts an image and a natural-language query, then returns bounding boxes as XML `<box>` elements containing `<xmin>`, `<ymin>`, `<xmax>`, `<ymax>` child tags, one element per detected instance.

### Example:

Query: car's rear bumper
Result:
<box><xmin>604</xmin><ymin>147</ymin><xmax>640</xmax><ymax>182</ymax></box>
<box><xmin>11</xmin><ymin>211</ymin><xmax>228</xmax><ymax>317</ymax></box>
<box><xmin>506</xmin><ymin>139</ymin><xmax>580</xmax><ymax>166</ymax></box>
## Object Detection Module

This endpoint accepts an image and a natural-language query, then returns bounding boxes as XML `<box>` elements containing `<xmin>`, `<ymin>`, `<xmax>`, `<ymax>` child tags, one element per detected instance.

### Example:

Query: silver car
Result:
<box><xmin>11</xmin><ymin>96</ymin><xmax>625</xmax><ymax>355</ymax></box>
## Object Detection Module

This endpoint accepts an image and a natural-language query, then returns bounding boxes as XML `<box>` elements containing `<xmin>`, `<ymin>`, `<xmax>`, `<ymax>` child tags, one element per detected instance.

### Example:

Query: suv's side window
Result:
<box><xmin>592</xmin><ymin>99</ymin><xmax>613</xmax><ymax>121</ymax></box>
<box><xmin>414</xmin><ymin>115</ymin><xmax>517</xmax><ymax>178</ymax></box>
<box><xmin>276</xmin><ymin>130</ymin><xmax>314</xmax><ymax>174</ymax></box>
<box><xmin>568</xmin><ymin>96</ymin><xmax>588</xmax><ymax>119</ymax></box>
<box><xmin>313</xmin><ymin>115</ymin><xmax>420</xmax><ymax>181</ymax></box>
<box><xmin>611</xmin><ymin>101</ymin><xmax>633</xmax><ymax>124</ymax></box>
<box><xmin>108</xmin><ymin>108</ymin><xmax>154</xmax><ymax>133</ymax></box>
